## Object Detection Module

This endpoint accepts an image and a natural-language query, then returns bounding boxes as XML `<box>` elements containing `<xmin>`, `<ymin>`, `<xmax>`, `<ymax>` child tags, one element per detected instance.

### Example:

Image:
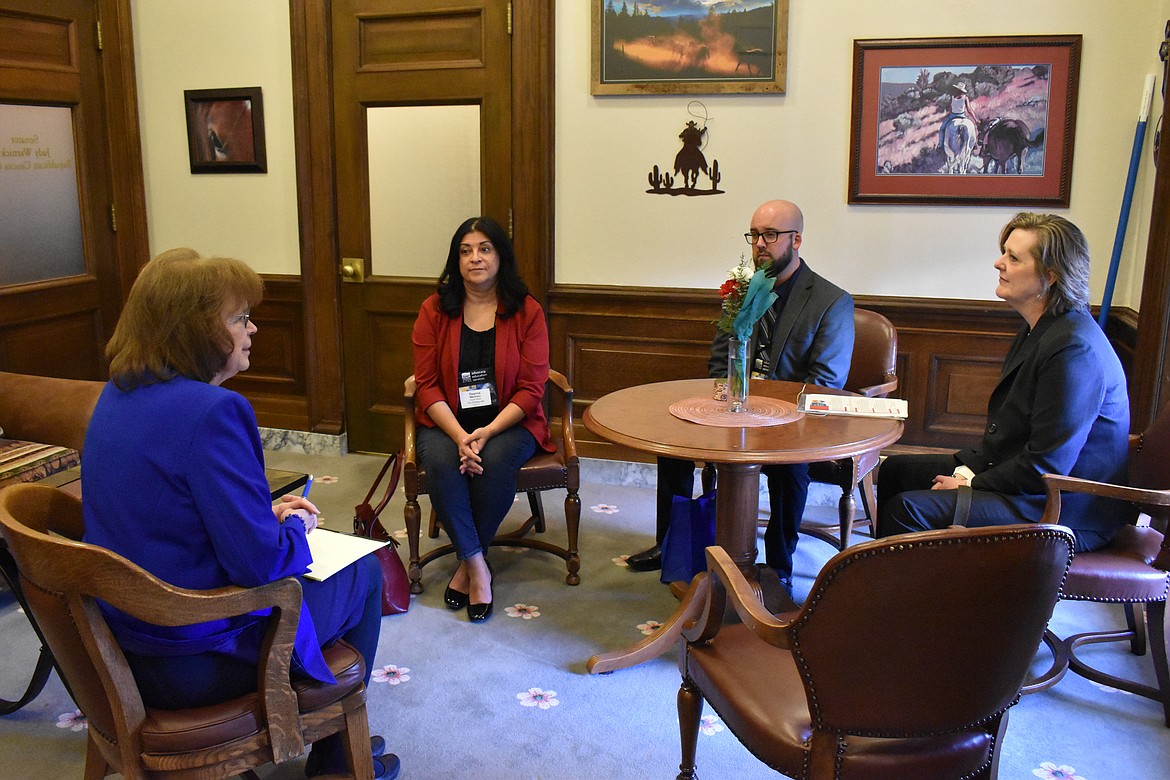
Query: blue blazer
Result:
<box><xmin>82</xmin><ymin>377</ymin><xmax>334</xmax><ymax>683</ymax></box>
<box><xmin>708</xmin><ymin>260</ymin><xmax>854</xmax><ymax>389</ymax></box>
<box><xmin>957</xmin><ymin>309</ymin><xmax>1132</xmax><ymax>536</ymax></box>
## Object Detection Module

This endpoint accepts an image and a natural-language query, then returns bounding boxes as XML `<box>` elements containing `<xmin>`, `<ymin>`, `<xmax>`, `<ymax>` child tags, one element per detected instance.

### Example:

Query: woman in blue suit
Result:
<box><xmin>82</xmin><ymin>249</ymin><xmax>397</xmax><ymax>778</ymax></box>
<box><xmin>876</xmin><ymin>213</ymin><xmax>1132</xmax><ymax>551</ymax></box>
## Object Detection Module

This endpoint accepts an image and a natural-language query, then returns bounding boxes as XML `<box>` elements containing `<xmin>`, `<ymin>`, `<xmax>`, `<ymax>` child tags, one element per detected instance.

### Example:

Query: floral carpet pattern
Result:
<box><xmin>2</xmin><ymin>452</ymin><xmax>1167</xmax><ymax>779</ymax></box>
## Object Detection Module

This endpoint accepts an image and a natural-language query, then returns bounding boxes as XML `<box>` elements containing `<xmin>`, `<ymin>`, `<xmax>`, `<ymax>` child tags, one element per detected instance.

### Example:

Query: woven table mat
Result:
<box><xmin>668</xmin><ymin>396</ymin><xmax>804</xmax><ymax>428</ymax></box>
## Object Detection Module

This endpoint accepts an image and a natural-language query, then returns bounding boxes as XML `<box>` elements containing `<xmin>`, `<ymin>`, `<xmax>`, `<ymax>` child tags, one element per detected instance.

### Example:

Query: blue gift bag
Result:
<box><xmin>660</xmin><ymin>490</ymin><xmax>717</xmax><ymax>584</ymax></box>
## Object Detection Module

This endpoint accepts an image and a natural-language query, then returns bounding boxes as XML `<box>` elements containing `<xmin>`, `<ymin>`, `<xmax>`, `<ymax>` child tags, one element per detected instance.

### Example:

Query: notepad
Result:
<box><xmin>304</xmin><ymin>528</ymin><xmax>391</xmax><ymax>581</ymax></box>
<box><xmin>798</xmin><ymin>393</ymin><xmax>908</xmax><ymax>420</ymax></box>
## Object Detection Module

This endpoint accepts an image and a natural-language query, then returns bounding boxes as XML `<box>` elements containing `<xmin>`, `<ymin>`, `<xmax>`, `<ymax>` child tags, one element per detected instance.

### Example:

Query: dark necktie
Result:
<box><xmin>753</xmin><ymin>304</ymin><xmax>778</xmax><ymax>378</ymax></box>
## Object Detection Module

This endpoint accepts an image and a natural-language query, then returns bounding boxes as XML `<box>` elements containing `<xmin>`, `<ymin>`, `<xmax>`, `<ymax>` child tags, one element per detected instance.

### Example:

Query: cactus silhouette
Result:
<box><xmin>662</xmin><ymin>171</ymin><xmax>674</xmax><ymax>189</ymax></box>
<box><xmin>709</xmin><ymin>159</ymin><xmax>721</xmax><ymax>190</ymax></box>
<box><xmin>648</xmin><ymin>165</ymin><xmax>663</xmax><ymax>191</ymax></box>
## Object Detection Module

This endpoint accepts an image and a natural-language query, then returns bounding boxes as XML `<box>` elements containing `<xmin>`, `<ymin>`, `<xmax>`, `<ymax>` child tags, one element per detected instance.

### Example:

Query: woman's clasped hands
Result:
<box><xmin>458</xmin><ymin>427</ymin><xmax>493</xmax><ymax>475</ymax></box>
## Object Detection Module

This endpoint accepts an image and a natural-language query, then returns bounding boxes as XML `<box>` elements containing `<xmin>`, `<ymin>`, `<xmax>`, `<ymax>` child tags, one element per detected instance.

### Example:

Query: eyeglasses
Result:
<box><xmin>229</xmin><ymin>312</ymin><xmax>252</xmax><ymax>327</ymax></box>
<box><xmin>744</xmin><ymin>229</ymin><xmax>798</xmax><ymax>245</ymax></box>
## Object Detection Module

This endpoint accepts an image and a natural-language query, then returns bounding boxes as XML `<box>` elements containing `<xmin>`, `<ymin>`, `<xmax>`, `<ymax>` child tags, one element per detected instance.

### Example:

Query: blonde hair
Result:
<box><xmin>998</xmin><ymin>212</ymin><xmax>1090</xmax><ymax>316</ymax></box>
<box><xmin>106</xmin><ymin>248</ymin><xmax>262</xmax><ymax>388</ymax></box>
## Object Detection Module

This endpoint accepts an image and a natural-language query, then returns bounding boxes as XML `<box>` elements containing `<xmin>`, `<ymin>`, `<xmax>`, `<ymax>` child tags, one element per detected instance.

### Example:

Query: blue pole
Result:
<box><xmin>1099</xmin><ymin>75</ymin><xmax>1156</xmax><ymax>329</ymax></box>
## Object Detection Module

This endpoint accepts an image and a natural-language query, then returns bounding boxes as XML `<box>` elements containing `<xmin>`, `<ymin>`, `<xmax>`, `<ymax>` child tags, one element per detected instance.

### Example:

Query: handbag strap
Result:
<box><xmin>359</xmin><ymin>451</ymin><xmax>402</xmax><ymax>540</ymax></box>
<box><xmin>952</xmin><ymin>485</ymin><xmax>973</xmax><ymax>527</ymax></box>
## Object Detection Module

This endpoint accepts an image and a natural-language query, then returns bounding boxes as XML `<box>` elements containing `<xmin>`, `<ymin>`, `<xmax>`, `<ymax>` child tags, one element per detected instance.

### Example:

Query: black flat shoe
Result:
<box><xmin>467</xmin><ymin>599</ymin><xmax>493</xmax><ymax>622</ymax></box>
<box><xmin>444</xmin><ymin>581</ymin><xmax>469</xmax><ymax>610</ymax></box>
<box><xmin>374</xmin><ymin>753</ymin><xmax>401</xmax><ymax>780</ymax></box>
<box><xmin>626</xmin><ymin>545</ymin><xmax>662</xmax><ymax>572</ymax></box>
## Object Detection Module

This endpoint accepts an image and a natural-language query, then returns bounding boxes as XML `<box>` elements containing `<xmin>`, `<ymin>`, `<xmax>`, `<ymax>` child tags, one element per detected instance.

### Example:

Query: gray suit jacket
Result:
<box><xmin>707</xmin><ymin>260</ymin><xmax>854</xmax><ymax>389</ymax></box>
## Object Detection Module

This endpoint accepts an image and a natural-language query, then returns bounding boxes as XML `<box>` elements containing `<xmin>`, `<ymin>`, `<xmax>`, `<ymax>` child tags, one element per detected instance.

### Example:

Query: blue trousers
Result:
<box><xmin>127</xmin><ymin>553</ymin><xmax>383</xmax><ymax>709</ymax></box>
<box><xmin>656</xmin><ymin>457</ymin><xmax>810</xmax><ymax>579</ymax></box>
<box><xmin>416</xmin><ymin>424</ymin><xmax>537</xmax><ymax>559</ymax></box>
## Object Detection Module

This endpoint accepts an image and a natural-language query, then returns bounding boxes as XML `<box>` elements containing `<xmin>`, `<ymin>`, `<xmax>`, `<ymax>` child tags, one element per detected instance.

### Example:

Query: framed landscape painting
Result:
<box><xmin>591</xmin><ymin>0</ymin><xmax>788</xmax><ymax>95</ymax></box>
<box><xmin>848</xmin><ymin>35</ymin><xmax>1081</xmax><ymax>206</ymax></box>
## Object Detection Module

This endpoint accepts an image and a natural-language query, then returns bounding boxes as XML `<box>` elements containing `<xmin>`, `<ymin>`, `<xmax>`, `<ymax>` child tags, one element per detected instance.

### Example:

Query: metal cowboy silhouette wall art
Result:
<box><xmin>647</xmin><ymin>118</ymin><xmax>724</xmax><ymax>197</ymax></box>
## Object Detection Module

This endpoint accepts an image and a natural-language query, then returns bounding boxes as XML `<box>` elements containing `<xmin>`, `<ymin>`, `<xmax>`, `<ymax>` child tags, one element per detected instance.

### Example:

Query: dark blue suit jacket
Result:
<box><xmin>708</xmin><ymin>260</ymin><xmax>854</xmax><ymax>388</ymax></box>
<box><xmin>82</xmin><ymin>377</ymin><xmax>334</xmax><ymax>683</ymax></box>
<box><xmin>957</xmin><ymin>309</ymin><xmax>1132</xmax><ymax>536</ymax></box>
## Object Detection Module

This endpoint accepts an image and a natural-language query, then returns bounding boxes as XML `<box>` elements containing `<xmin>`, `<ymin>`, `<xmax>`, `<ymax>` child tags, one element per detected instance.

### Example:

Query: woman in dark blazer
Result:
<box><xmin>876</xmin><ymin>213</ymin><xmax>1132</xmax><ymax>551</ymax></box>
<box><xmin>412</xmin><ymin>216</ymin><xmax>554</xmax><ymax>622</ymax></box>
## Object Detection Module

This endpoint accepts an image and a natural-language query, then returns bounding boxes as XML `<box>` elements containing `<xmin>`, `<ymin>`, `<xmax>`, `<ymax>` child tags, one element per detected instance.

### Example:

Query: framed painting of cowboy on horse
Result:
<box><xmin>591</xmin><ymin>0</ymin><xmax>788</xmax><ymax>95</ymax></box>
<box><xmin>847</xmin><ymin>35</ymin><xmax>1081</xmax><ymax>206</ymax></box>
<box><xmin>183</xmin><ymin>87</ymin><xmax>267</xmax><ymax>174</ymax></box>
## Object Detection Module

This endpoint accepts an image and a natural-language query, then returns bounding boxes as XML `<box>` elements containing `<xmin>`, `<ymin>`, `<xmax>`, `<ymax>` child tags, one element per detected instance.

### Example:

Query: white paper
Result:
<box><xmin>798</xmin><ymin>393</ymin><xmax>909</xmax><ymax>420</ymax></box>
<box><xmin>304</xmin><ymin>528</ymin><xmax>391</xmax><ymax>581</ymax></box>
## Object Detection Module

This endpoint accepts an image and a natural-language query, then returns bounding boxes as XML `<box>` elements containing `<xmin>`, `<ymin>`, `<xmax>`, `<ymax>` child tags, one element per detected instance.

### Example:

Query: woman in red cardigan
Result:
<box><xmin>412</xmin><ymin>216</ymin><xmax>553</xmax><ymax>622</ymax></box>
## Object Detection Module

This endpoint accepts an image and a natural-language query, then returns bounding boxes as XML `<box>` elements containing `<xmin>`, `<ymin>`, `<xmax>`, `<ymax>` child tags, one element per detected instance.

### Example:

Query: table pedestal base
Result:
<box><xmin>588</xmin><ymin>462</ymin><xmax>801</xmax><ymax>674</ymax></box>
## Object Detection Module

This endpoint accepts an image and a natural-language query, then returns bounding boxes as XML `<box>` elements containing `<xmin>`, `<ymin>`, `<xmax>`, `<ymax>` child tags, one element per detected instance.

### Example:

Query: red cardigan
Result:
<box><xmin>411</xmin><ymin>293</ymin><xmax>554</xmax><ymax>453</ymax></box>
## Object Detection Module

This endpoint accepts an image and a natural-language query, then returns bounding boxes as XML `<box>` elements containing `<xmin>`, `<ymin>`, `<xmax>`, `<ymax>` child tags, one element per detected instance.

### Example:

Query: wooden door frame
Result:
<box><xmin>287</xmin><ymin>1</ymin><xmax>555</xmax><ymax>435</ymax></box>
<box><xmin>102</xmin><ymin>0</ymin><xmax>151</xmax><ymax>300</ymax></box>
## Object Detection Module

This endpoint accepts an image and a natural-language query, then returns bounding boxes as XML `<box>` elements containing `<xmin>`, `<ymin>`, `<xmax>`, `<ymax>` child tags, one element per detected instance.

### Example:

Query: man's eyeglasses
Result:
<box><xmin>229</xmin><ymin>312</ymin><xmax>252</xmax><ymax>327</ymax></box>
<box><xmin>744</xmin><ymin>229</ymin><xmax>798</xmax><ymax>245</ymax></box>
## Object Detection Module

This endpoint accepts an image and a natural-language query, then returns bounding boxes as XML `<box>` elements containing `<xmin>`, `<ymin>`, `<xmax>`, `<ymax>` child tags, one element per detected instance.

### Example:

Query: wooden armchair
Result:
<box><xmin>0</xmin><ymin>483</ymin><xmax>374</xmax><ymax>779</ymax></box>
<box><xmin>1022</xmin><ymin>404</ymin><xmax>1170</xmax><ymax>726</ymax></box>
<box><xmin>677</xmin><ymin>525</ymin><xmax>1074</xmax><ymax>780</ymax></box>
<box><xmin>403</xmin><ymin>369</ymin><xmax>581</xmax><ymax>593</ymax></box>
<box><xmin>800</xmin><ymin>308</ymin><xmax>898</xmax><ymax>549</ymax></box>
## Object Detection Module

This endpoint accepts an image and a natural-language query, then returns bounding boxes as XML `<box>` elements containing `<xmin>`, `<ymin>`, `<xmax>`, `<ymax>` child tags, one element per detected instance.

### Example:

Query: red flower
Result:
<box><xmin>719</xmin><ymin>279</ymin><xmax>739</xmax><ymax>298</ymax></box>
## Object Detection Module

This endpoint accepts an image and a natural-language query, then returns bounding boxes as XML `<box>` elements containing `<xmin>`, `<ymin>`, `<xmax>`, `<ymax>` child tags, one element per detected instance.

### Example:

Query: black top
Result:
<box><xmin>456</xmin><ymin>323</ymin><xmax>498</xmax><ymax>431</ymax></box>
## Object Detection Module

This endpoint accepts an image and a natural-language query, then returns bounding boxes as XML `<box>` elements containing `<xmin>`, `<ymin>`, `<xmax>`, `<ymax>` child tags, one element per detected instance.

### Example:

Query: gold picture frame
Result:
<box><xmin>591</xmin><ymin>0</ymin><xmax>788</xmax><ymax>96</ymax></box>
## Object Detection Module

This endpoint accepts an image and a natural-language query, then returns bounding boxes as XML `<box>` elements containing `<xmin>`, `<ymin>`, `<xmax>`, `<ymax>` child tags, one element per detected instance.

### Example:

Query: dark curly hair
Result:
<box><xmin>436</xmin><ymin>216</ymin><xmax>529</xmax><ymax>318</ymax></box>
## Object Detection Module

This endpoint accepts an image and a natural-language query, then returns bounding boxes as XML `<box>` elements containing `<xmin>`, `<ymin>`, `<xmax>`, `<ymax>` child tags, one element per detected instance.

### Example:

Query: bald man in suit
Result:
<box><xmin>626</xmin><ymin>200</ymin><xmax>855</xmax><ymax>588</ymax></box>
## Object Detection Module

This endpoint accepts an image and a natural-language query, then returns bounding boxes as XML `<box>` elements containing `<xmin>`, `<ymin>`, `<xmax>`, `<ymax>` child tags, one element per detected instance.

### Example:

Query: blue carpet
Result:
<box><xmin>1</xmin><ymin>453</ymin><xmax>1167</xmax><ymax>778</ymax></box>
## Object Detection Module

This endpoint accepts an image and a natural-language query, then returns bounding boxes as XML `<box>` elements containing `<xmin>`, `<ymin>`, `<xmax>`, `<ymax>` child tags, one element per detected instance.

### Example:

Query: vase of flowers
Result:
<box><xmin>716</xmin><ymin>255</ymin><xmax>778</xmax><ymax>413</ymax></box>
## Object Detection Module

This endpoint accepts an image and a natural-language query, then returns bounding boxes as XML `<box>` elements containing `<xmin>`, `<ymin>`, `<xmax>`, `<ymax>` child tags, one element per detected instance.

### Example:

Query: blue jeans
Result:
<box><xmin>126</xmin><ymin>553</ymin><xmax>383</xmax><ymax>709</ymax></box>
<box><xmin>416</xmin><ymin>424</ymin><xmax>538</xmax><ymax>559</ymax></box>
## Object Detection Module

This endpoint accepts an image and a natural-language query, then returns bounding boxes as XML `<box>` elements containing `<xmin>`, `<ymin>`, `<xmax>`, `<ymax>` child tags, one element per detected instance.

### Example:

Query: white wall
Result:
<box><xmin>556</xmin><ymin>0</ymin><xmax>1170</xmax><ymax>311</ymax></box>
<box><xmin>132</xmin><ymin>1</ymin><xmax>301</xmax><ymax>275</ymax></box>
<box><xmin>130</xmin><ymin>1</ymin><xmax>1170</xmax><ymax>308</ymax></box>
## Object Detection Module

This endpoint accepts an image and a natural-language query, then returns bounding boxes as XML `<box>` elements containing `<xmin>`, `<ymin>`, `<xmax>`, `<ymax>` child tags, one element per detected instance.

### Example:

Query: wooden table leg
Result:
<box><xmin>587</xmin><ymin>462</ymin><xmax>766</xmax><ymax>674</ymax></box>
<box><xmin>587</xmin><ymin>574</ymin><xmax>710</xmax><ymax>674</ymax></box>
<box><xmin>713</xmin><ymin>462</ymin><xmax>764</xmax><ymax>598</ymax></box>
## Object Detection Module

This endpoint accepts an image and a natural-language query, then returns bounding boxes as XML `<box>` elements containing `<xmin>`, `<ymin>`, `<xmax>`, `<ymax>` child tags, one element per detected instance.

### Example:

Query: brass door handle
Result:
<box><xmin>339</xmin><ymin>259</ymin><xmax>365</xmax><ymax>283</ymax></box>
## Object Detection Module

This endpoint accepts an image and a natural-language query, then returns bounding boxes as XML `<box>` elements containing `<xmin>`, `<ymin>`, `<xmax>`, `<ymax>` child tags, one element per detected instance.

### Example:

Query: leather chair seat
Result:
<box><xmin>1062</xmin><ymin>526</ymin><xmax>1169</xmax><ymax>602</ymax></box>
<box><xmin>686</xmin><ymin>623</ymin><xmax>993</xmax><ymax>778</ymax></box>
<box><xmin>140</xmin><ymin>641</ymin><xmax>365</xmax><ymax>755</ymax></box>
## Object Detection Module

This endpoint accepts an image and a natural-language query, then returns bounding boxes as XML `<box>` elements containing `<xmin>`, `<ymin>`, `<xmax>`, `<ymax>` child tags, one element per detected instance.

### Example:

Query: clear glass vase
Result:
<box><xmin>727</xmin><ymin>336</ymin><xmax>749</xmax><ymax>412</ymax></box>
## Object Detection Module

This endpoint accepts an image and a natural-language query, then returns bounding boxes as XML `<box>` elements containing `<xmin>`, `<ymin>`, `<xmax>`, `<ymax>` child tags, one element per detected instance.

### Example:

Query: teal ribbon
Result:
<box><xmin>731</xmin><ymin>268</ymin><xmax>777</xmax><ymax>343</ymax></box>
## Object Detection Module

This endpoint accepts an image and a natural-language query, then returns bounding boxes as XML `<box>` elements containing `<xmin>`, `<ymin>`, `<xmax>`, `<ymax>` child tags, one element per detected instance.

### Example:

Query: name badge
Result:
<box><xmin>458</xmin><ymin>368</ymin><xmax>496</xmax><ymax>409</ymax></box>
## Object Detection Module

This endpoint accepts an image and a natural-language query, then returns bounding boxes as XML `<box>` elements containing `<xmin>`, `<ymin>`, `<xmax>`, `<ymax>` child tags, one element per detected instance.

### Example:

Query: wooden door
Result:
<box><xmin>0</xmin><ymin>0</ymin><xmax>127</xmax><ymax>379</ymax></box>
<box><xmin>332</xmin><ymin>0</ymin><xmax>513</xmax><ymax>452</ymax></box>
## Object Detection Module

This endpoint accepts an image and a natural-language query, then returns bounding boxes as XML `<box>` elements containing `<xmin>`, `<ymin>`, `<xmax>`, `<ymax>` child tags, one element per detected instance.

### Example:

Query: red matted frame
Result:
<box><xmin>848</xmin><ymin>35</ymin><xmax>1081</xmax><ymax>206</ymax></box>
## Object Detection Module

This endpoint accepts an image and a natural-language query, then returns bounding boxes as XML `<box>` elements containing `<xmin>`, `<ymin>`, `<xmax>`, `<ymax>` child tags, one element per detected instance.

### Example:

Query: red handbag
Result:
<box><xmin>353</xmin><ymin>451</ymin><xmax>410</xmax><ymax>615</ymax></box>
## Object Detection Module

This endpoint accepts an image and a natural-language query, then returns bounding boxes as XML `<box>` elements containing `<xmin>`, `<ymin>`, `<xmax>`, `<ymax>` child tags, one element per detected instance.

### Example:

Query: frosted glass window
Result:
<box><xmin>367</xmin><ymin>104</ymin><xmax>481</xmax><ymax>278</ymax></box>
<box><xmin>0</xmin><ymin>104</ymin><xmax>85</xmax><ymax>285</ymax></box>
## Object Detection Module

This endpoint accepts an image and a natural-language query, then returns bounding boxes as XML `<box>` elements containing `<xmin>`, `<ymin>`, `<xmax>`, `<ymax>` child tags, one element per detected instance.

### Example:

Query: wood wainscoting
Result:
<box><xmin>547</xmin><ymin>285</ymin><xmax>1138</xmax><ymax>461</ymax></box>
<box><xmin>229</xmin><ymin>279</ymin><xmax>1137</xmax><ymax>458</ymax></box>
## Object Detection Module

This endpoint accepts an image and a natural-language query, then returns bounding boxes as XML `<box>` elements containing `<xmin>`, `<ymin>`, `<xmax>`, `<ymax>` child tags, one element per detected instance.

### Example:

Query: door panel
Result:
<box><xmin>333</xmin><ymin>0</ymin><xmax>511</xmax><ymax>452</ymax></box>
<box><xmin>0</xmin><ymin>0</ymin><xmax>121</xmax><ymax>379</ymax></box>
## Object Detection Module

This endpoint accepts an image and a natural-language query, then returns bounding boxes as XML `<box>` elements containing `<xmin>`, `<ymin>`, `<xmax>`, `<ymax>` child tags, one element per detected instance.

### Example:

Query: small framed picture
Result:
<box><xmin>183</xmin><ymin>87</ymin><xmax>267</xmax><ymax>174</ymax></box>
<box><xmin>848</xmin><ymin>35</ymin><xmax>1081</xmax><ymax>206</ymax></box>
